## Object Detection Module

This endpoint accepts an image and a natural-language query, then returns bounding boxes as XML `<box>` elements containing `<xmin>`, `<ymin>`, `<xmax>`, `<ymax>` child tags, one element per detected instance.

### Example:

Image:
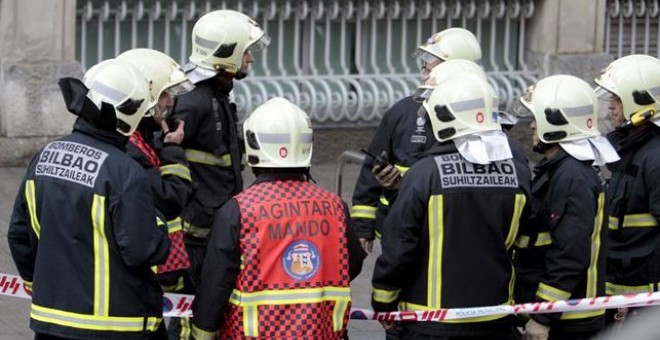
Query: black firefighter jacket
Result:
<box><xmin>8</xmin><ymin>118</ymin><xmax>171</xmax><ymax>339</ymax></box>
<box><xmin>371</xmin><ymin>141</ymin><xmax>531</xmax><ymax>337</ymax></box>
<box><xmin>514</xmin><ymin>149</ymin><xmax>606</xmax><ymax>333</ymax></box>
<box><xmin>172</xmin><ymin>79</ymin><xmax>244</xmax><ymax>237</ymax></box>
<box><xmin>606</xmin><ymin>124</ymin><xmax>660</xmax><ymax>293</ymax></box>
<box><xmin>351</xmin><ymin>96</ymin><xmax>434</xmax><ymax>240</ymax></box>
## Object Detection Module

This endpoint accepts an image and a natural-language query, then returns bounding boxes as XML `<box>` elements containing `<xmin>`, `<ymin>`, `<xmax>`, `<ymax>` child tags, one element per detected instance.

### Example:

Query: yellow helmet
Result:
<box><xmin>83</xmin><ymin>59</ymin><xmax>151</xmax><ymax>136</ymax></box>
<box><xmin>243</xmin><ymin>97</ymin><xmax>313</xmax><ymax>168</ymax></box>
<box><xmin>188</xmin><ymin>10</ymin><xmax>270</xmax><ymax>83</ymax></box>
<box><xmin>519</xmin><ymin>75</ymin><xmax>599</xmax><ymax>143</ymax></box>
<box><xmin>117</xmin><ymin>48</ymin><xmax>194</xmax><ymax>117</ymax></box>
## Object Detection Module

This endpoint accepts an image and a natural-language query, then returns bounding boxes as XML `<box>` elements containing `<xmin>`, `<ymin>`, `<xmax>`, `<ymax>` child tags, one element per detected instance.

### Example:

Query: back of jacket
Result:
<box><xmin>372</xmin><ymin>143</ymin><xmax>531</xmax><ymax>337</ymax></box>
<box><xmin>173</xmin><ymin>81</ymin><xmax>243</xmax><ymax>236</ymax></box>
<box><xmin>514</xmin><ymin>151</ymin><xmax>606</xmax><ymax>332</ymax></box>
<box><xmin>8</xmin><ymin>120</ymin><xmax>170</xmax><ymax>339</ymax></box>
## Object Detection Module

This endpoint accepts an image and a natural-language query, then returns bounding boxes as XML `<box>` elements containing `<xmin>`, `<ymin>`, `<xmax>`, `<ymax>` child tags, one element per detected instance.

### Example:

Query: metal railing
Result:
<box><xmin>605</xmin><ymin>0</ymin><xmax>660</xmax><ymax>58</ymax></box>
<box><xmin>76</xmin><ymin>0</ymin><xmax>538</xmax><ymax>127</ymax></box>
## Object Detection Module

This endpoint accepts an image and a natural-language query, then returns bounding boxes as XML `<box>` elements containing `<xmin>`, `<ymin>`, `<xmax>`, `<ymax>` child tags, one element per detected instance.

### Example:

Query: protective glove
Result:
<box><xmin>524</xmin><ymin>318</ymin><xmax>550</xmax><ymax>340</ymax></box>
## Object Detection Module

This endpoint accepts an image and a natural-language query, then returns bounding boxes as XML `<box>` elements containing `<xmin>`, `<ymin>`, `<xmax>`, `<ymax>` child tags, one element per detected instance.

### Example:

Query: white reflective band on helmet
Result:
<box><xmin>194</xmin><ymin>36</ymin><xmax>218</xmax><ymax>50</ymax></box>
<box><xmin>449</xmin><ymin>98</ymin><xmax>485</xmax><ymax>113</ymax></box>
<box><xmin>650</xmin><ymin>86</ymin><xmax>660</xmax><ymax>97</ymax></box>
<box><xmin>91</xmin><ymin>82</ymin><xmax>128</xmax><ymax>104</ymax></box>
<box><xmin>562</xmin><ymin>104</ymin><xmax>593</xmax><ymax>117</ymax></box>
<box><xmin>257</xmin><ymin>133</ymin><xmax>291</xmax><ymax>143</ymax></box>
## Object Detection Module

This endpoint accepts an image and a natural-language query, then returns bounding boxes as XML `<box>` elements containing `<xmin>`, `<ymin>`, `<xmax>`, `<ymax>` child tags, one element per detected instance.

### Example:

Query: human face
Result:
<box><xmin>239</xmin><ymin>51</ymin><xmax>254</xmax><ymax>75</ymax></box>
<box><xmin>153</xmin><ymin>92</ymin><xmax>174</xmax><ymax>123</ymax></box>
<box><xmin>421</xmin><ymin>57</ymin><xmax>443</xmax><ymax>80</ymax></box>
<box><xmin>608</xmin><ymin>95</ymin><xmax>625</xmax><ymax>128</ymax></box>
<box><xmin>530</xmin><ymin>119</ymin><xmax>540</xmax><ymax>148</ymax></box>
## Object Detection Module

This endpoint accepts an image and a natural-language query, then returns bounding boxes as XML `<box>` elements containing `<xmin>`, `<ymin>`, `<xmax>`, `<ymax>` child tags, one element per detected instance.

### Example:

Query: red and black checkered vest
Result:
<box><xmin>221</xmin><ymin>179</ymin><xmax>351</xmax><ymax>339</ymax></box>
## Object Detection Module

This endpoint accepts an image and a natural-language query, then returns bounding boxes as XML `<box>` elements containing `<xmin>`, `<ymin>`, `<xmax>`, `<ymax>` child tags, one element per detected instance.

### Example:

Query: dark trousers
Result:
<box><xmin>35</xmin><ymin>322</ymin><xmax>168</xmax><ymax>340</ymax></box>
<box><xmin>167</xmin><ymin>241</ymin><xmax>207</xmax><ymax>340</ymax></box>
<box><xmin>398</xmin><ymin>326</ymin><xmax>518</xmax><ymax>340</ymax></box>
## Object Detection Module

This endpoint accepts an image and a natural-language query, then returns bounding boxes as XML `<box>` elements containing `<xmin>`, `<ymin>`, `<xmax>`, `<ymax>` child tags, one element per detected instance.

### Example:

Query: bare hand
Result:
<box><xmin>161</xmin><ymin>119</ymin><xmax>185</xmax><ymax>145</ymax></box>
<box><xmin>372</xmin><ymin>163</ymin><xmax>401</xmax><ymax>190</ymax></box>
<box><xmin>359</xmin><ymin>238</ymin><xmax>374</xmax><ymax>253</ymax></box>
<box><xmin>524</xmin><ymin>319</ymin><xmax>550</xmax><ymax>340</ymax></box>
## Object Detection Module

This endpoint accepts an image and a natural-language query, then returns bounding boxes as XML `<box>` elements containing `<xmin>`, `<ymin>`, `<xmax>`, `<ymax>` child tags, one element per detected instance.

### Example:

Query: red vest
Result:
<box><xmin>221</xmin><ymin>179</ymin><xmax>351</xmax><ymax>339</ymax></box>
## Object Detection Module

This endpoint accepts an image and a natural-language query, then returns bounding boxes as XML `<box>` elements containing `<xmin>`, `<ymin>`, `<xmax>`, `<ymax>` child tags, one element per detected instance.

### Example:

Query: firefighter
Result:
<box><xmin>168</xmin><ymin>9</ymin><xmax>270</xmax><ymax>338</ymax></box>
<box><xmin>351</xmin><ymin>27</ymin><xmax>481</xmax><ymax>254</ymax></box>
<box><xmin>593</xmin><ymin>55</ymin><xmax>660</xmax><ymax>319</ymax></box>
<box><xmin>7</xmin><ymin>59</ymin><xmax>171</xmax><ymax>339</ymax></box>
<box><xmin>190</xmin><ymin>97</ymin><xmax>366</xmax><ymax>340</ymax></box>
<box><xmin>117</xmin><ymin>48</ymin><xmax>195</xmax><ymax>292</ymax></box>
<box><xmin>371</xmin><ymin>72</ymin><xmax>531</xmax><ymax>339</ymax></box>
<box><xmin>510</xmin><ymin>75</ymin><xmax>619</xmax><ymax>340</ymax></box>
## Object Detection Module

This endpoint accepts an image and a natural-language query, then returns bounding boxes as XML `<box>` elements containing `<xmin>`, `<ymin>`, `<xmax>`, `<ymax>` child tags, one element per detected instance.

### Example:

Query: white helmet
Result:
<box><xmin>518</xmin><ymin>75</ymin><xmax>599</xmax><ymax>143</ymax></box>
<box><xmin>117</xmin><ymin>48</ymin><xmax>194</xmax><ymax>117</ymax></box>
<box><xmin>83</xmin><ymin>59</ymin><xmax>151</xmax><ymax>136</ymax></box>
<box><xmin>413</xmin><ymin>59</ymin><xmax>488</xmax><ymax>102</ymax></box>
<box><xmin>188</xmin><ymin>10</ymin><xmax>270</xmax><ymax>83</ymax></box>
<box><xmin>243</xmin><ymin>97</ymin><xmax>313</xmax><ymax>168</ymax></box>
<box><xmin>594</xmin><ymin>54</ymin><xmax>660</xmax><ymax>123</ymax></box>
<box><xmin>413</xmin><ymin>28</ymin><xmax>482</xmax><ymax>65</ymax></box>
<box><xmin>423</xmin><ymin>72</ymin><xmax>500</xmax><ymax>142</ymax></box>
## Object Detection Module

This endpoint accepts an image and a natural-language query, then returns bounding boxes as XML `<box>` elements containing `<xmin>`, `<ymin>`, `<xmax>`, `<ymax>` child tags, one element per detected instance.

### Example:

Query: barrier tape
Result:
<box><xmin>1</xmin><ymin>273</ymin><xmax>659</xmax><ymax>320</ymax></box>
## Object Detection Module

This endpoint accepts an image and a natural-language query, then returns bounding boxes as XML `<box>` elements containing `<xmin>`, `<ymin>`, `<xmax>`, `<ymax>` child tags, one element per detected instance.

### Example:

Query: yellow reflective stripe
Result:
<box><xmin>167</xmin><ymin>217</ymin><xmax>183</xmax><ymax>233</ymax></box>
<box><xmin>428</xmin><ymin>195</ymin><xmax>443</xmax><ymax>309</ymax></box>
<box><xmin>190</xmin><ymin>323</ymin><xmax>215</xmax><ymax>340</ymax></box>
<box><xmin>230</xmin><ymin>287</ymin><xmax>351</xmax><ymax>306</ymax></box>
<box><xmin>535</xmin><ymin>232</ymin><xmax>552</xmax><ymax>246</ymax></box>
<box><xmin>161</xmin><ymin>276</ymin><xmax>185</xmax><ymax>292</ymax></box>
<box><xmin>182</xmin><ymin>220</ymin><xmax>210</xmax><ymax>238</ymax></box>
<box><xmin>505</xmin><ymin>194</ymin><xmax>526</xmax><ymax>250</ymax></box>
<box><xmin>180</xmin><ymin>317</ymin><xmax>191</xmax><ymax>339</ymax></box>
<box><xmin>375</xmin><ymin>230</ymin><xmax>382</xmax><ymax>239</ymax></box>
<box><xmin>350</xmin><ymin>205</ymin><xmax>377</xmax><ymax>219</ymax></box>
<box><xmin>24</xmin><ymin>180</ymin><xmax>41</xmax><ymax>239</ymax></box>
<box><xmin>514</xmin><ymin>235</ymin><xmax>530</xmax><ymax>248</ymax></box>
<box><xmin>332</xmin><ymin>300</ymin><xmax>349</xmax><ymax>331</ymax></box>
<box><xmin>400</xmin><ymin>301</ymin><xmax>508</xmax><ymax>323</ymax></box>
<box><xmin>244</xmin><ymin>305</ymin><xmax>258</xmax><ymax>337</ymax></box>
<box><xmin>586</xmin><ymin>193</ymin><xmax>604</xmax><ymax>298</ymax></box>
<box><xmin>394</xmin><ymin>164</ymin><xmax>410</xmax><ymax>175</ymax></box>
<box><xmin>159</xmin><ymin>164</ymin><xmax>192</xmax><ymax>182</ymax></box>
<box><xmin>185</xmin><ymin>149</ymin><xmax>231</xmax><ymax>167</ymax></box>
<box><xmin>379</xmin><ymin>195</ymin><xmax>389</xmax><ymax>206</ymax></box>
<box><xmin>606</xmin><ymin>282</ymin><xmax>654</xmax><ymax>295</ymax></box>
<box><xmin>560</xmin><ymin>309</ymin><xmax>605</xmax><ymax>320</ymax></box>
<box><xmin>536</xmin><ymin>282</ymin><xmax>571</xmax><ymax>302</ymax></box>
<box><xmin>91</xmin><ymin>194</ymin><xmax>110</xmax><ymax>316</ymax></box>
<box><xmin>608</xmin><ymin>216</ymin><xmax>619</xmax><ymax>230</ymax></box>
<box><xmin>622</xmin><ymin>213</ymin><xmax>658</xmax><ymax>227</ymax></box>
<box><xmin>30</xmin><ymin>304</ymin><xmax>161</xmax><ymax>332</ymax></box>
<box><xmin>372</xmin><ymin>288</ymin><xmax>400</xmax><ymax>303</ymax></box>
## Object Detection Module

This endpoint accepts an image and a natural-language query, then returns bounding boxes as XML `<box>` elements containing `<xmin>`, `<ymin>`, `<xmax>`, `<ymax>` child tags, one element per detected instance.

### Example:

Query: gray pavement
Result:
<box><xmin>0</xmin><ymin>161</ymin><xmax>385</xmax><ymax>339</ymax></box>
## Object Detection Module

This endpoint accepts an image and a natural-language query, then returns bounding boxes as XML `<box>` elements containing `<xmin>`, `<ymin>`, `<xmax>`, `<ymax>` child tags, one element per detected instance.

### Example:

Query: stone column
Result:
<box><xmin>0</xmin><ymin>0</ymin><xmax>82</xmax><ymax>166</ymax></box>
<box><xmin>526</xmin><ymin>0</ymin><xmax>612</xmax><ymax>82</ymax></box>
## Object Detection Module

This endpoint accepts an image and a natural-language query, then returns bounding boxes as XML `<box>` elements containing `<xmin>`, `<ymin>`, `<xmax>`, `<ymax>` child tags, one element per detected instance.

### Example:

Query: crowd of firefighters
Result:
<box><xmin>5</xmin><ymin>7</ymin><xmax>660</xmax><ymax>340</ymax></box>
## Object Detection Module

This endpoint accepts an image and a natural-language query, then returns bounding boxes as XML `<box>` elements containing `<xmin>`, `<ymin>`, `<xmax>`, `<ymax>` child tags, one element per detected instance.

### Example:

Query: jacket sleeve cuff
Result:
<box><xmin>371</xmin><ymin>288</ymin><xmax>400</xmax><ymax>312</ymax></box>
<box><xmin>191</xmin><ymin>323</ymin><xmax>217</xmax><ymax>340</ymax></box>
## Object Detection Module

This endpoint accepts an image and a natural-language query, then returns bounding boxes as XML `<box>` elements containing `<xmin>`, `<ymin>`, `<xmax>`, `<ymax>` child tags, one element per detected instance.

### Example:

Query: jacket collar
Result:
<box><xmin>73</xmin><ymin>117</ymin><xmax>128</xmax><ymax>150</ymax></box>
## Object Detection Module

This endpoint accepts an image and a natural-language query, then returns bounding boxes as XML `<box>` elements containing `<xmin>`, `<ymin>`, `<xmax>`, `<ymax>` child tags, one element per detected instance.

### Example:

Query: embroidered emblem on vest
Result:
<box><xmin>282</xmin><ymin>240</ymin><xmax>320</xmax><ymax>281</ymax></box>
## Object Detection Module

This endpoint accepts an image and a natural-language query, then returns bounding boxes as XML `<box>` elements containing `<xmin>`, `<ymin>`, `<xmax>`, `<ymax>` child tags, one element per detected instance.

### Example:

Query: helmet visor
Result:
<box><xmin>412</xmin><ymin>86</ymin><xmax>434</xmax><ymax>103</ymax></box>
<box><xmin>507</xmin><ymin>98</ymin><xmax>534</xmax><ymax>118</ymax></box>
<box><xmin>165</xmin><ymin>79</ymin><xmax>195</xmax><ymax>97</ymax></box>
<box><xmin>412</xmin><ymin>49</ymin><xmax>442</xmax><ymax>65</ymax></box>
<box><xmin>248</xmin><ymin>33</ymin><xmax>271</xmax><ymax>52</ymax></box>
<box><xmin>594</xmin><ymin>85</ymin><xmax>617</xmax><ymax>101</ymax></box>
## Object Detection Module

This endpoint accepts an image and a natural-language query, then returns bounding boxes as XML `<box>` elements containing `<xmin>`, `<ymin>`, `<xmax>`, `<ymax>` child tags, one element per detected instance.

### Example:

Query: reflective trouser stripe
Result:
<box><xmin>180</xmin><ymin>317</ymin><xmax>191</xmax><ymax>339</ymax></box>
<box><xmin>30</xmin><ymin>304</ymin><xmax>161</xmax><ymax>332</ymax></box>
<box><xmin>25</xmin><ymin>180</ymin><xmax>41</xmax><ymax>238</ymax></box>
<box><xmin>185</xmin><ymin>149</ymin><xmax>231</xmax><ymax>167</ymax></box>
<box><xmin>560</xmin><ymin>309</ymin><xmax>606</xmax><ymax>320</ymax></box>
<box><xmin>505</xmin><ymin>194</ymin><xmax>526</xmax><ymax>250</ymax></box>
<box><xmin>609</xmin><ymin>213</ymin><xmax>658</xmax><ymax>230</ymax></box>
<box><xmin>182</xmin><ymin>220</ymin><xmax>210</xmax><ymax>239</ymax></box>
<box><xmin>350</xmin><ymin>205</ymin><xmax>377</xmax><ymax>219</ymax></box>
<box><xmin>427</xmin><ymin>195</ymin><xmax>443</xmax><ymax>309</ymax></box>
<box><xmin>372</xmin><ymin>288</ymin><xmax>400</xmax><ymax>303</ymax></box>
<box><xmin>190</xmin><ymin>323</ymin><xmax>214</xmax><ymax>340</ymax></box>
<box><xmin>605</xmin><ymin>282</ymin><xmax>658</xmax><ymax>295</ymax></box>
<box><xmin>159</xmin><ymin>164</ymin><xmax>192</xmax><ymax>182</ymax></box>
<box><xmin>514</xmin><ymin>232</ymin><xmax>551</xmax><ymax>248</ymax></box>
<box><xmin>536</xmin><ymin>282</ymin><xmax>571</xmax><ymax>302</ymax></box>
<box><xmin>230</xmin><ymin>287</ymin><xmax>351</xmax><ymax>337</ymax></box>
<box><xmin>91</xmin><ymin>194</ymin><xmax>110</xmax><ymax>316</ymax></box>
